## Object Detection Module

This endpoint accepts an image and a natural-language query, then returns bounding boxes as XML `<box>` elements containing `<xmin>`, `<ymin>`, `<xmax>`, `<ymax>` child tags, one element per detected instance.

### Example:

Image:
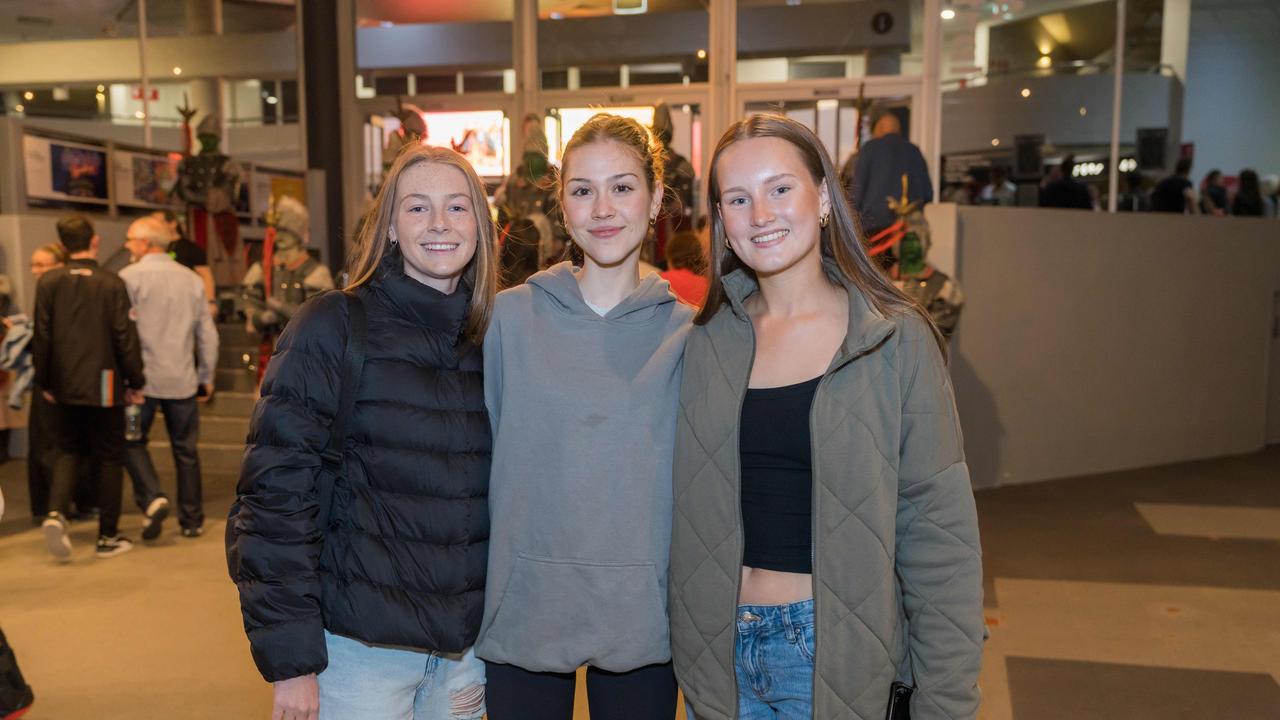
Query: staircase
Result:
<box><xmin>146</xmin><ymin>322</ymin><xmax>259</xmax><ymax>478</ymax></box>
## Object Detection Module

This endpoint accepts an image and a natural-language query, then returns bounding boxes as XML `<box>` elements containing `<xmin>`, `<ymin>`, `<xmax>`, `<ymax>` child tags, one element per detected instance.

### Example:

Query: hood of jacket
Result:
<box><xmin>526</xmin><ymin>261</ymin><xmax>676</xmax><ymax>324</ymax></box>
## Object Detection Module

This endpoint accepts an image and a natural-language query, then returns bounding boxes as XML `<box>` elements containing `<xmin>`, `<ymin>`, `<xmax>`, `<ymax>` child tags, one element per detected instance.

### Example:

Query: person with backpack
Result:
<box><xmin>226</xmin><ymin>144</ymin><xmax>498</xmax><ymax>720</ymax></box>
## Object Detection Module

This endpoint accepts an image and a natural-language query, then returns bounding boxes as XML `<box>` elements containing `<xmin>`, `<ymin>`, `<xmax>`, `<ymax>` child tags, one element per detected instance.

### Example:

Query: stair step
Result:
<box><xmin>200</xmin><ymin>391</ymin><xmax>257</xmax><ymax>418</ymax></box>
<box><xmin>149</xmin><ymin>441</ymin><xmax>244</xmax><ymax>476</ymax></box>
<box><xmin>216</xmin><ymin>323</ymin><xmax>256</xmax><ymax>346</ymax></box>
<box><xmin>216</xmin><ymin>368</ymin><xmax>257</xmax><ymax>393</ymax></box>
<box><xmin>152</xmin><ymin>415</ymin><xmax>249</xmax><ymax>445</ymax></box>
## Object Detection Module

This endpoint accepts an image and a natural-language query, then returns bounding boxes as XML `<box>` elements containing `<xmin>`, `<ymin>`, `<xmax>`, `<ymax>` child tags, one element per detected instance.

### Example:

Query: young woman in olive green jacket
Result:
<box><xmin>668</xmin><ymin>114</ymin><xmax>984</xmax><ymax>720</ymax></box>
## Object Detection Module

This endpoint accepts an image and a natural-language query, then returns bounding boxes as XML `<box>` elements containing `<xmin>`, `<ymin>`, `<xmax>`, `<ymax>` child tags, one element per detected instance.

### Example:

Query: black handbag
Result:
<box><xmin>316</xmin><ymin>291</ymin><xmax>367</xmax><ymax>528</ymax></box>
<box><xmin>886</xmin><ymin>681</ymin><xmax>913</xmax><ymax>720</ymax></box>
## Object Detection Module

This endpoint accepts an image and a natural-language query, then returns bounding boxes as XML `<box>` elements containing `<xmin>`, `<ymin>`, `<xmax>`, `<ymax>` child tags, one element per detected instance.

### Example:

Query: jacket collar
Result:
<box><xmin>372</xmin><ymin>250</ymin><xmax>470</xmax><ymax>339</ymax></box>
<box><xmin>720</xmin><ymin>257</ymin><xmax>896</xmax><ymax>370</ymax></box>
<box><xmin>67</xmin><ymin>257</ymin><xmax>99</xmax><ymax>268</ymax></box>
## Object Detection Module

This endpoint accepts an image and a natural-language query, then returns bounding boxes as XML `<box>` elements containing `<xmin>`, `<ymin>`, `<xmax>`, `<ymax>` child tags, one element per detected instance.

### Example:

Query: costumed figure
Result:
<box><xmin>382</xmin><ymin>100</ymin><xmax>428</xmax><ymax>179</ymax></box>
<box><xmin>176</xmin><ymin>113</ymin><xmax>246</xmax><ymax>288</ymax></box>
<box><xmin>494</xmin><ymin>113</ymin><xmax>563</xmax><ymax>266</ymax></box>
<box><xmin>241</xmin><ymin>195</ymin><xmax>334</xmax><ymax>382</ymax></box>
<box><xmin>651</xmin><ymin>103</ymin><xmax>696</xmax><ymax>268</ymax></box>
<box><xmin>884</xmin><ymin>174</ymin><xmax>964</xmax><ymax>338</ymax></box>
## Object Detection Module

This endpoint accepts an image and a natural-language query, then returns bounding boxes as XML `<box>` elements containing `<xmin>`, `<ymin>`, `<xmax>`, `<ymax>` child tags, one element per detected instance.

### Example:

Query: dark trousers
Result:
<box><xmin>122</xmin><ymin>396</ymin><xmax>204</xmax><ymax>530</ymax></box>
<box><xmin>49</xmin><ymin>404</ymin><xmax>125</xmax><ymax>538</ymax></box>
<box><xmin>28</xmin><ymin>391</ymin><xmax>99</xmax><ymax>520</ymax></box>
<box><xmin>485</xmin><ymin>661</ymin><xmax>678</xmax><ymax>720</ymax></box>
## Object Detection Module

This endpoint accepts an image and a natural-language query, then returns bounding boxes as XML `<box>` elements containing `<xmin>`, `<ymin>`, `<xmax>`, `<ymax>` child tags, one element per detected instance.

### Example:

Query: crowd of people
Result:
<box><xmin>944</xmin><ymin>155</ymin><xmax>1279</xmax><ymax>216</ymax></box>
<box><xmin>17</xmin><ymin>211</ymin><xmax>219</xmax><ymax>559</ymax></box>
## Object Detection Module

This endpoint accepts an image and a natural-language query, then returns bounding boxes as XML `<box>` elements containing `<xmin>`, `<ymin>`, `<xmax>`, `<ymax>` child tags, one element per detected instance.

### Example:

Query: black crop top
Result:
<box><xmin>739</xmin><ymin>375</ymin><xmax>821</xmax><ymax>574</ymax></box>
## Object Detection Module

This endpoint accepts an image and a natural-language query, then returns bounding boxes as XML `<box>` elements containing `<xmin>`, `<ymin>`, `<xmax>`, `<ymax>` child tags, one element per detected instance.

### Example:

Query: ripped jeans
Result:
<box><xmin>318</xmin><ymin>631</ymin><xmax>486</xmax><ymax>720</ymax></box>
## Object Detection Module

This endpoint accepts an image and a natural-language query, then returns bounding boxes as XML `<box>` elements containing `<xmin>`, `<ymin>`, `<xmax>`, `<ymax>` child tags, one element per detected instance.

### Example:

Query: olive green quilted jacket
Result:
<box><xmin>669</xmin><ymin>265</ymin><xmax>984</xmax><ymax>720</ymax></box>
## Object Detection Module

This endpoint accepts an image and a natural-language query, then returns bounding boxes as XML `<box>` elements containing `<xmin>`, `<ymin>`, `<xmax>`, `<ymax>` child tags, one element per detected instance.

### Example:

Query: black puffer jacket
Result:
<box><xmin>226</xmin><ymin>254</ymin><xmax>490</xmax><ymax>682</ymax></box>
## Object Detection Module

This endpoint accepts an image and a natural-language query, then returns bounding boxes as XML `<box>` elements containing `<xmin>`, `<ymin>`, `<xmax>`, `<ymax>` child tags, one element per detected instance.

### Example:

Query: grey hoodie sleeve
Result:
<box><xmin>482</xmin><ymin>309</ymin><xmax>502</xmax><ymax>435</ymax></box>
<box><xmin>893</xmin><ymin>318</ymin><xmax>984</xmax><ymax>720</ymax></box>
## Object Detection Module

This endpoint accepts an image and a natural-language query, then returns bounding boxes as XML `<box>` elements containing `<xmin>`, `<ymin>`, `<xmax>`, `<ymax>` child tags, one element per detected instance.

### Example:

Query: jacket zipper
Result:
<box><xmin>731</xmin><ymin>315</ymin><xmax>757</xmax><ymax>720</ymax></box>
<box><xmin>808</xmin><ymin>370</ymin><xmax>833</xmax><ymax>711</ymax></box>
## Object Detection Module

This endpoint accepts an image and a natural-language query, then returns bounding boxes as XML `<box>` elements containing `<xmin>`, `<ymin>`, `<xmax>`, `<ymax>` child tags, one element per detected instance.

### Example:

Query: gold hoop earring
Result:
<box><xmin>819</xmin><ymin>213</ymin><xmax>830</xmax><ymax>229</ymax></box>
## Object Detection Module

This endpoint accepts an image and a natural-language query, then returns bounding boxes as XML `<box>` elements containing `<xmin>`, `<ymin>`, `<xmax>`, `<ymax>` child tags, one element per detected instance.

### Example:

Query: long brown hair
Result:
<box><xmin>694</xmin><ymin>113</ymin><xmax>945</xmax><ymax>357</ymax></box>
<box><xmin>345</xmin><ymin>144</ymin><xmax>498</xmax><ymax>345</ymax></box>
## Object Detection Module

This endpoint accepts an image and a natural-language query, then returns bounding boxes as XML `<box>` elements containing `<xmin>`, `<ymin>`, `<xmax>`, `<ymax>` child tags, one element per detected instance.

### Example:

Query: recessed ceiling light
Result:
<box><xmin>941</xmin><ymin>9</ymin><xmax>956</xmax><ymax>20</ymax></box>
<box><xmin>172</xmin><ymin>66</ymin><xmax>182</xmax><ymax>76</ymax></box>
<box><xmin>696</xmin><ymin>49</ymin><xmax>706</xmax><ymax>59</ymax></box>
<box><xmin>1020</xmin><ymin>88</ymin><xmax>1032</xmax><ymax>98</ymax></box>
<box><xmin>23</xmin><ymin>91</ymin><xmax>34</xmax><ymax>100</ymax></box>
<box><xmin>991</xmin><ymin>138</ymin><xmax>1000</xmax><ymax>147</ymax></box>
<box><xmin>1079</xmin><ymin>106</ymin><xmax>1087</xmax><ymax>116</ymax></box>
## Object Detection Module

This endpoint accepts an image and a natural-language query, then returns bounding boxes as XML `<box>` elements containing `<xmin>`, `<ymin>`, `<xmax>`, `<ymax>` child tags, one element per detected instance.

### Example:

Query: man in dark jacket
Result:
<box><xmin>34</xmin><ymin>214</ymin><xmax>145</xmax><ymax>560</ymax></box>
<box><xmin>1039</xmin><ymin>155</ymin><xmax>1094</xmax><ymax>209</ymax></box>
<box><xmin>845</xmin><ymin>108</ymin><xmax>934</xmax><ymax>240</ymax></box>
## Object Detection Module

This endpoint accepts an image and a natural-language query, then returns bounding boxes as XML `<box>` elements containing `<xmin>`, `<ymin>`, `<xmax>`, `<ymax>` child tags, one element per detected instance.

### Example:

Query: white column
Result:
<box><xmin>513</xmin><ymin>0</ymin><xmax>539</xmax><ymax>162</ymax></box>
<box><xmin>921</xmin><ymin>0</ymin><xmax>943</xmax><ymax>202</ymax></box>
<box><xmin>137</xmin><ymin>0</ymin><xmax>152</xmax><ymax>147</ymax></box>
<box><xmin>707</xmin><ymin>0</ymin><xmax>736</xmax><ymax>179</ymax></box>
<box><xmin>337</xmin><ymin>0</ymin><xmax>363</xmax><ymax>236</ymax></box>
<box><xmin>1160</xmin><ymin>0</ymin><xmax>1190</xmax><ymax>82</ymax></box>
<box><xmin>1108</xmin><ymin>0</ymin><xmax>1126</xmax><ymax>213</ymax></box>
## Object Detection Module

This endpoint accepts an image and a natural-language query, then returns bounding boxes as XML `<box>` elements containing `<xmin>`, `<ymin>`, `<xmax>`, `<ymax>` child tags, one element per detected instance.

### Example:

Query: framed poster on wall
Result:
<box><xmin>113</xmin><ymin>148</ymin><xmax>182</xmax><ymax>208</ymax></box>
<box><xmin>23</xmin><ymin>133</ymin><xmax>110</xmax><ymax>205</ymax></box>
<box><xmin>251</xmin><ymin>166</ymin><xmax>306</xmax><ymax>221</ymax></box>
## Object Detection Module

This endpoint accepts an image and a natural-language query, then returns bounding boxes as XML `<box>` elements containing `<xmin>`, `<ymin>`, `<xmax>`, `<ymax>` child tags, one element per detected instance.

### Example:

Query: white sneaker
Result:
<box><xmin>142</xmin><ymin>497</ymin><xmax>170</xmax><ymax>541</ymax></box>
<box><xmin>41</xmin><ymin>513</ymin><xmax>72</xmax><ymax>561</ymax></box>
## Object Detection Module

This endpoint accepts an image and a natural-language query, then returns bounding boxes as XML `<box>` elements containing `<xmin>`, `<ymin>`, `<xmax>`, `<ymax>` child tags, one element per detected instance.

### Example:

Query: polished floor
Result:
<box><xmin>1</xmin><ymin>448</ymin><xmax>1278</xmax><ymax>719</ymax></box>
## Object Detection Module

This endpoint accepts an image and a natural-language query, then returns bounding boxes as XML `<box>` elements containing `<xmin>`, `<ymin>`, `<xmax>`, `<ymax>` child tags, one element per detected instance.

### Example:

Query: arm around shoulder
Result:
<box><xmin>892</xmin><ymin>316</ymin><xmax>984</xmax><ymax>720</ymax></box>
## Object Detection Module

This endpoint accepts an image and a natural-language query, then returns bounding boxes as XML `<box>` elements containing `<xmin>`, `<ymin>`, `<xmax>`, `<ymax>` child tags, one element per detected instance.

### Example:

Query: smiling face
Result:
<box><xmin>388</xmin><ymin>161</ymin><xmax>479</xmax><ymax>294</ymax></box>
<box><xmin>715</xmin><ymin>136</ymin><xmax>831</xmax><ymax>280</ymax></box>
<box><xmin>561</xmin><ymin>140</ymin><xmax>663</xmax><ymax>270</ymax></box>
<box><xmin>30</xmin><ymin>249</ymin><xmax>60</xmax><ymax>278</ymax></box>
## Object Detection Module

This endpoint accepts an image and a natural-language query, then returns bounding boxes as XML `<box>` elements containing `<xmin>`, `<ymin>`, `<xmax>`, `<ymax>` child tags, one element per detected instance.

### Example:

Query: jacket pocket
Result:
<box><xmin>488</xmin><ymin>553</ymin><xmax>669</xmax><ymax>670</ymax></box>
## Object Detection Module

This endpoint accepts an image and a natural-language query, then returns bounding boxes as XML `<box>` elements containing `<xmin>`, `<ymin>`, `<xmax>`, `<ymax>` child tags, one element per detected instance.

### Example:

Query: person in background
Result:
<box><xmin>478</xmin><ymin>113</ymin><xmax>691</xmax><ymax>720</ymax></box>
<box><xmin>845</xmin><ymin>108</ymin><xmax>933</xmax><ymax>241</ymax></box>
<box><xmin>980</xmin><ymin>165</ymin><xmax>1017</xmax><ymax>206</ymax></box>
<box><xmin>1261</xmin><ymin>175</ymin><xmax>1279</xmax><ymax>217</ymax></box>
<box><xmin>1115</xmin><ymin>172</ymin><xmax>1150</xmax><ymax>212</ymax></box>
<box><xmin>1199</xmin><ymin>170</ymin><xmax>1228</xmax><ymax>215</ymax></box>
<box><xmin>659</xmin><ymin>231</ymin><xmax>709</xmax><ymax>308</ymax></box>
<box><xmin>498</xmin><ymin>216</ymin><xmax>543</xmax><ymax>290</ymax></box>
<box><xmin>652</xmin><ymin>103</ymin><xmax>697</xmax><ymax>268</ymax></box>
<box><xmin>1231</xmin><ymin>169</ymin><xmax>1265</xmax><ymax>217</ymax></box>
<box><xmin>0</xmin><ymin>274</ymin><xmax>22</xmax><ymax>463</ymax></box>
<box><xmin>153</xmin><ymin>209</ymin><xmax>217</xmax><ymax>314</ymax></box>
<box><xmin>33</xmin><ymin>214</ymin><xmax>145</xmax><ymax>560</ymax></box>
<box><xmin>1150</xmin><ymin>158</ymin><xmax>1198</xmax><ymax>214</ymax></box>
<box><xmin>1039</xmin><ymin>155</ymin><xmax>1092</xmax><ymax>209</ymax></box>
<box><xmin>670</xmin><ymin>114</ymin><xmax>982</xmax><ymax>719</ymax></box>
<box><xmin>119</xmin><ymin>216</ymin><xmax>218</xmax><ymax>541</ymax></box>
<box><xmin>228</xmin><ymin>145</ymin><xmax>497</xmax><ymax>720</ymax></box>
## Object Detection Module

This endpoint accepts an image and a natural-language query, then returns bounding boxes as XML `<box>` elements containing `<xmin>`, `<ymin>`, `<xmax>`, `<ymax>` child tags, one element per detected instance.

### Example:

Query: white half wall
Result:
<box><xmin>948</xmin><ymin>206</ymin><xmax>1280</xmax><ymax>488</ymax></box>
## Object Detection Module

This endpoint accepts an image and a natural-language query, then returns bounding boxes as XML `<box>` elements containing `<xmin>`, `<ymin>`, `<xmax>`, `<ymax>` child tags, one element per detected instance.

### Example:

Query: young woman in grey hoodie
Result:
<box><xmin>476</xmin><ymin>114</ymin><xmax>693</xmax><ymax>720</ymax></box>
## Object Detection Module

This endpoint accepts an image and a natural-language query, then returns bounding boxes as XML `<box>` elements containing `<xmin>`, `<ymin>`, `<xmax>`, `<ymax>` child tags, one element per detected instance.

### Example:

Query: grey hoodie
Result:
<box><xmin>475</xmin><ymin>262</ymin><xmax>693</xmax><ymax>673</ymax></box>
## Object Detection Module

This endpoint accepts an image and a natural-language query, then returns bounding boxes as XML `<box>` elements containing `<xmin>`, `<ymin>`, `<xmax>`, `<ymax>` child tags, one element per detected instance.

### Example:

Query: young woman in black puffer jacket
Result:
<box><xmin>227</xmin><ymin>144</ymin><xmax>497</xmax><ymax>720</ymax></box>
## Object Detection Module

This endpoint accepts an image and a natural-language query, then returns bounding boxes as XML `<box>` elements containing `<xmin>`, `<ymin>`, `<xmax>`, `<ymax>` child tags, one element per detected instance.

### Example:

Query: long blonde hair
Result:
<box><xmin>345</xmin><ymin>144</ymin><xmax>498</xmax><ymax>345</ymax></box>
<box><xmin>695</xmin><ymin>113</ymin><xmax>945</xmax><ymax>358</ymax></box>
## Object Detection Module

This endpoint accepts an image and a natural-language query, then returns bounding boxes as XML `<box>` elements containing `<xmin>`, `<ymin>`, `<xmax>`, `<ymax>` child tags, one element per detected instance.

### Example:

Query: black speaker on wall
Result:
<box><xmin>1136</xmin><ymin>128</ymin><xmax>1168</xmax><ymax>171</ymax></box>
<box><xmin>1013</xmin><ymin>134</ymin><xmax>1043</xmax><ymax>179</ymax></box>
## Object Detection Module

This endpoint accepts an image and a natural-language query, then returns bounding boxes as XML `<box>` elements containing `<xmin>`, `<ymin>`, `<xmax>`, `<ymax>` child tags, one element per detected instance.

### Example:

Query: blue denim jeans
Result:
<box><xmin>317</xmin><ymin>631</ymin><xmax>486</xmax><ymax>720</ymax></box>
<box><xmin>734</xmin><ymin>600</ymin><xmax>815</xmax><ymax>720</ymax></box>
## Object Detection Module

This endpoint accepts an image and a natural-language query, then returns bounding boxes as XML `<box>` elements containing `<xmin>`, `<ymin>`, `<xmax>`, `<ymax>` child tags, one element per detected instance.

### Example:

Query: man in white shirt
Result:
<box><xmin>119</xmin><ymin>216</ymin><xmax>219</xmax><ymax>540</ymax></box>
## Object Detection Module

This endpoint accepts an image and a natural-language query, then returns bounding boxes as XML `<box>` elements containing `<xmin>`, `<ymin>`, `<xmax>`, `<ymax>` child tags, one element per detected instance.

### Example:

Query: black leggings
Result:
<box><xmin>485</xmin><ymin>661</ymin><xmax>678</xmax><ymax>720</ymax></box>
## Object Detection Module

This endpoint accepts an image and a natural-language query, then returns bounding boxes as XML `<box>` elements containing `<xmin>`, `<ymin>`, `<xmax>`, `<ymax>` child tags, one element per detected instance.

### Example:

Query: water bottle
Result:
<box><xmin>125</xmin><ymin>404</ymin><xmax>143</xmax><ymax>442</ymax></box>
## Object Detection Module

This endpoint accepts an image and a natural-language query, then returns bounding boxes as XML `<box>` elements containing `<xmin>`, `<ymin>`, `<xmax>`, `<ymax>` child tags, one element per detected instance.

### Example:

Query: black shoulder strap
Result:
<box><xmin>320</xmin><ymin>290</ymin><xmax>367</xmax><ymax>473</ymax></box>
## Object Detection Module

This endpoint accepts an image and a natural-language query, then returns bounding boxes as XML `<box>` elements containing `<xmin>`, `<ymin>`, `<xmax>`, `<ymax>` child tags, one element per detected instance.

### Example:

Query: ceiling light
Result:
<box><xmin>97</xmin><ymin>84</ymin><xmax>105</xmax><ymax>92</ymax></box>
<box><xmin>613</xmin><ymin>0</ymin><xmax>647</xmax><ymax>14</ymax></box>
<box><xmin>14</xmin><ymin>104</ymin><xmax>24</xmax><ymax>113</ymax></box>
<box><xmin>23</xmin><ymin>91</ymin><xmax>33</xmax><ymax>100</ymax></box>
<box><xmin>1020</xmin><ymin>88</ymin><xmax>1031</xmax><ymax>98</ymax></box>
<box><xmin>135</xmin><ymin>110</ymin><xmax>146</xmax><ymax>119</ymax></box>
<box><xmin>696</xmin><ymin>49</ymin><xmax>706</xmax><ymax>59</ymax></box>
<box><xmin>549</xmin><ymin>11</ymin><xmax>564</xmax><ymax>20</ymax></box>
<box><xmin>1079</xmin><ymin>106</ymin><xmax>1087</xmax><ymax>116</ymax></box>
<box><xmin>172</xmin><ymin>66</ymin><xmax>182</xmax><ymax>76</ymax></box>
<box><xmin>991</xmin><ymin>138</ymin><xmax>1000</xmax><ymax>147</ymax></box>
<box><xmin>265</xmin><ymin>96</ymin><xmax>279</xmax><ymax>105</ymax></box>
<box><xmin>941</xmin><ymin>9</ymin><xmax>956</xmax><ymax>20</ymax></box>
<box><xmin>1037</xmin><ymin>55</ymin><xmax>1052</xmax><ymax>68</ymax></box>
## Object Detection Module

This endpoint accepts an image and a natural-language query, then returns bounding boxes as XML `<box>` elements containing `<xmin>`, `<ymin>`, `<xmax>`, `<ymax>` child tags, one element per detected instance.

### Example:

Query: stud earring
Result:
<box><xmin>819</xmin><ymin>212</ymin><xmax>830</xmax><ymax>228</ymax></box>
<box><xmin>649</xmin><ymin>216</ymin><xmax>657</xmax><ymax>226</ymax></box>
<box><xmin>389</xmin><ymin>234</ymin><xmax>398</xmax><ymax>245</ymax></box>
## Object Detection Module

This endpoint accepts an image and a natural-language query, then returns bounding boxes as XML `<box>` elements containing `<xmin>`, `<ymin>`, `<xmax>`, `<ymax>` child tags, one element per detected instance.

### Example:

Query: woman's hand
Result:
<box><xmin>272</xmin><ymin>674</ymin><xmax>319</xmax><ymax>720</ymax></box>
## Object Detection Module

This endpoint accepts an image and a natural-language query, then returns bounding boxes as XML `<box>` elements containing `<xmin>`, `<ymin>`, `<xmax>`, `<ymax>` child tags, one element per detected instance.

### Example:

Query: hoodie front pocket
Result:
<box><xmin>488</xmin><ymin>553</ymin><xmax>669</xmax><ymax>669</ymax></box>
